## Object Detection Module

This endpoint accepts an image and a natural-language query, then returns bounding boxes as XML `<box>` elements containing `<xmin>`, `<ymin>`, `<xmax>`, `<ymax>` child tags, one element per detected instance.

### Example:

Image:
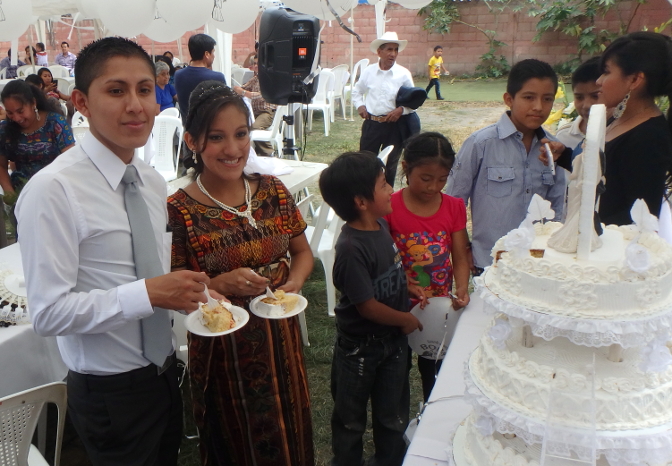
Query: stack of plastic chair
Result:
<box><xmin>306</xmin><ymin>70</ymin><xmax>334</xmax><ymax>137</ymax></box>
<box><xmin>151</xmin><ymin>115</ymin><xmax>183</xmax><ymax>182</ymax></box>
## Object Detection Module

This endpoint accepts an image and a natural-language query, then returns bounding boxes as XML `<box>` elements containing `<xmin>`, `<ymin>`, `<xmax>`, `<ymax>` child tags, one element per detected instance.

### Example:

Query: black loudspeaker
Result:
<box><xmin>258</xmin><ymin>7</ymin><xmax>320</xmax><ymax>105</ymax></box>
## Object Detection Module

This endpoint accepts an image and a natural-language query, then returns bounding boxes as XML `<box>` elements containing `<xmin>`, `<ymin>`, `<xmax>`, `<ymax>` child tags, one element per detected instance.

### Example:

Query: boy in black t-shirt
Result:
<box><xmin>319</xmin><ymin>151</ymin><xmax>423</xmax><ymax>466</ymax></box>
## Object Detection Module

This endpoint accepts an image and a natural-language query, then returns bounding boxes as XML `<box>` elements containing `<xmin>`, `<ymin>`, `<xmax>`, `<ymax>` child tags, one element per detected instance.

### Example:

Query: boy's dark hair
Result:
<box><xmin>188</xmin><ymin>34</ymin><xmax>216</xmax><ymax>61</ymax></box>
<box><xmin>61</xmin><ymin>41</ymin><xmax>69</xmax><ymax>47</ymax></box>
<box><xmin>185</xmin><ymin>81</ymin><xmax>251</xmax><ymax>178</ymax></box>
<box><xmin>74</xmin><ymin>37</ymin><xmax>154</xmax><ymax>95</ymax></box>
<box><xmin>36</xmin><ymin>42</ymin><xmax>45</xmax><ymax>52</ymax></box>
<box><xmin>433</xmin><ymin>45</ymin><xmax>443</xmax><ymax>52</ymax></box>
<box><xmin>163</xmin><ymin>51</ymin><xmax>174</xmax><ymax>58</ymax></box>
<box><xmin>319</xmin><ymin>151</ymin><xmax>384</xmax><ymax>223</ymax></box>
<box><xmin>572</xmin><ymin>57</ymin><xmax>601</xmax><ymax>87</ymax></box>
<box><xmin>402</xmin><ymin>132</ymin><xmax>456</xmax><ymax>180</ymax></box>
<box><xmin>507</xmin><ymin>59</ymin><xmax>558</xmax><ymax>96</ymax></box>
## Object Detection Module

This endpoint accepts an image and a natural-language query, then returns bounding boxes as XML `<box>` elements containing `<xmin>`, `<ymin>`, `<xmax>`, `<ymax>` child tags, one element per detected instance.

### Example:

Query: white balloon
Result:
<box><xmin>407</xmin><ymin>297</ymin><xmax>462</xmax><ymax>360</ymax></box>
<box><xmin>208</xmin><ymin>0</ymin><xmax>259</xmax><ymax>34</ymax></box>
<box><xmin>0</xmin><ymin>0</ymin><xmax>36</xmax><ymax>42</ymax></box>
<box><xmin>98</xmin><ymin>0</ymin><xmax>154</xmax><ymax>38</ymax></box>
<box><xmin>396</xmin><ymin>0</ymin><xmax>433</xmax><ymax>9</ymax></box>
<box><xmin>157</xmin><ymin>0</ymin><xmax>211</xmax><ymax>32</ymax></box>
<box><xmin>144</xmin><ymin>18</ymin><xmax>186</xmax><ymax>44</ymax></box>
<box><xmin>283</xmin><ymin>0</ymin><xmax>358</xmax><ymax>21</ymax></box>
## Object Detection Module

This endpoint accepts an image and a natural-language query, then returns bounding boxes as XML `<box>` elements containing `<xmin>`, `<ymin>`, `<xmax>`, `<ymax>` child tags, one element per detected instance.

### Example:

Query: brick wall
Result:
<box><xmin>4</xmin><ymin>0</ymin><xmax>671</xmax><ymax>77</ymax></box>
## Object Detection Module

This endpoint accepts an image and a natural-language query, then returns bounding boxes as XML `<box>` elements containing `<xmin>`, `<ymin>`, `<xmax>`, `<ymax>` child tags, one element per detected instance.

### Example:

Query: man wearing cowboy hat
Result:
<box><xmin>353</xmin><ymin>31</ymin><xmax>417</xmax><ymax>186</ymax></box>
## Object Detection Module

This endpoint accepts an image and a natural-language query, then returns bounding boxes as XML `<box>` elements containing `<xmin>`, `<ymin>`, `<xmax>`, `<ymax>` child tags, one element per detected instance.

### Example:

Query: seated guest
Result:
<box><xmin>164</xmin><ymin>50</ymin><xmax>180</xmax><ymax>68</ymax></box>
<box><xmin>23</xmin><ymin>74</ymin><xmax>64</xmax><ymax>116</ymax></box>
<box><xmin>55</xmin><ymin>41</ymin><xmax>76</xmax><ymax>75</ymax></box>
<box><xmin>38</xmin><ymin>67</ymin><xmax>71</xmax><ymax>102</ymax></box>
<box><xmin>24</xmin><ymin>46</ymin><xmax>37</xmax><ymax>66</ymax></box>
<box><xmin>0</xmin><ymin>50</ymin><xmax>26</xmax><ymax>79</ymax></box>
<box><xmin>233</xmin><ymin>56</ymin><xmax>277</xmax><ymax>156</ymax></box>
<box><xmin>35</xmin><ymin>42</ymin><xmax>48</xmax><ymax>66</ymax></box>
<box><xmin>156</xmin><ymin>55</ymin><xmax>176</xmax><ymax>85</ymax></box>
<box><xmin>155</xmin><ymin>61</ymin><xmax>177</xmax><ymax>113</ymax></box>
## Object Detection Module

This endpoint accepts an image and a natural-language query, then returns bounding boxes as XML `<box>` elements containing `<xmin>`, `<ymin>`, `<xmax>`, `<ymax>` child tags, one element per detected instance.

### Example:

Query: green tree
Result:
<box><xmin>527</xmin><ymin>0</ymin><xmax>647</xmax><ymax>58</ymax></box>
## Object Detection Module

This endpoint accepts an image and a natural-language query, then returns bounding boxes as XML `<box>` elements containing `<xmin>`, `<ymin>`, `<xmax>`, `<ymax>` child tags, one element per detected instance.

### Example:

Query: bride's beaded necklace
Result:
<box><xmin>196</xmin><ymin>175</ymin><xmax>258</xmax><ymax>230</ymax></box>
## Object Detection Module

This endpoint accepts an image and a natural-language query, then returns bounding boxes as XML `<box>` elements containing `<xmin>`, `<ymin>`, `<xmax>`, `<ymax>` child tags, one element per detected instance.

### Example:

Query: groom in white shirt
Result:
<box><xmin>352</xmin><ymin>31</ymin><xmax>416</xmax><ymax>186</ymax></box>
<box><xmin>16</xmin><ymin>37</ymin><xmax>214</xmax><ymax>466</ymax></box>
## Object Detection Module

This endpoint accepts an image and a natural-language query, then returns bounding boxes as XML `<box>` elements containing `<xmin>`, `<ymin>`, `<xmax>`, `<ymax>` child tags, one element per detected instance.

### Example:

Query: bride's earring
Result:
<box><xmin>192</xmin><ymin>149</ymin><xmax>198</xmax><ymax>163</ymax></box>
<box><xmin>613</xmin><ymin>92</ymin><xmax>630</xmax><ymax>119</ymax></box>
<box><xmin>34</xmin><ymin>107</ymin><xmax>40</xmax><ymax>121</ymax></box>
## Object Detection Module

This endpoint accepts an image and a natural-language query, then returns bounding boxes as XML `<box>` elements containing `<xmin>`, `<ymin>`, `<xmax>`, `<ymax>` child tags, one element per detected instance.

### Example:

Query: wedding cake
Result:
<box><xmin>453</xmin><ymin>105</ymin><xmax>672</xmax><ymax>466</ymax></box>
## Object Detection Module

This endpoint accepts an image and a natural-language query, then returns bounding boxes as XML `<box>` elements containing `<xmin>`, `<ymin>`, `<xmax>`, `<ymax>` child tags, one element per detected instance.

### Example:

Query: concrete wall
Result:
<box><xmin>4</xmin><ymin>0</ymin><xmax>671</xmax><ymax>77</ymax></box>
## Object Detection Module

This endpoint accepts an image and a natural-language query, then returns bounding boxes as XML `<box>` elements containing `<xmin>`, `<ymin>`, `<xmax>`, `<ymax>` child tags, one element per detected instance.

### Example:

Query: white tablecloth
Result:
<box><xmin>167</xmin><ymin>159</ymin><xmax>327</xmax><ymax>197</ymax></box>
<box><xmin>0</xmin><ymin>243</ymin><xmax>68</xmax><ymax>398</ymax></box>
<box><xmin>403</xmin><ymin>294</ymin><xmax>491</xmax><ymax>466</ymax></box>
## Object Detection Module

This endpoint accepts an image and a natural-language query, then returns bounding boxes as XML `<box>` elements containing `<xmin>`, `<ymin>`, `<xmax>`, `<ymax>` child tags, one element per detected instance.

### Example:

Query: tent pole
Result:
<box><xmin>349</xmin><ymin>6</ymin><xmax>354</xmax><ymax>121</ymax></box>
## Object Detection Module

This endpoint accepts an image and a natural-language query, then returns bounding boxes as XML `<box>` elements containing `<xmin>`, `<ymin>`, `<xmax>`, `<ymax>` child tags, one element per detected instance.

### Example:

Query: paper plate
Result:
<box><xmin>185</xmin><ymin>304</ymin><xmax>249</xmax><ymax>337</ymax></box>
<box><xmin>407</xmin><ymin>297</ymin><xmax>462</xmax><ymax>360</ymax></box>
<box><xmin>249</xmin><ymin>293</ymin><xmax>308</xmax><ymax>319</ymax></box>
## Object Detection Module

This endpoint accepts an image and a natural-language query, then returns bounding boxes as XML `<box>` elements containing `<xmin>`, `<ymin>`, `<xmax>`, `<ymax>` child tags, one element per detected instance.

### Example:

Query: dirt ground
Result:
<box><xmin>418</xmin><ymin>101</ymin><xmax>507</xmax><ymax>146</ymax></box>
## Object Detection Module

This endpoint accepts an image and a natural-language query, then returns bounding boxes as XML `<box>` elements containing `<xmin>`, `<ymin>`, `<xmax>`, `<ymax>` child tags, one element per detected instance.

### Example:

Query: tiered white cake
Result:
<box><xmin>454</xmin><ymin>105</ymin><xmax>672</xmax><ymax>466</ymax></box>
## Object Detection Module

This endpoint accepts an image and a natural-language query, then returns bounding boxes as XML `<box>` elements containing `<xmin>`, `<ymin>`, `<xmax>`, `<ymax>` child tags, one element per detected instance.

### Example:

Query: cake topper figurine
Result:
<box><xmin>547</xmin><ymin>104</ymin><xmax>607</xmax><ymax>256</ymax></box>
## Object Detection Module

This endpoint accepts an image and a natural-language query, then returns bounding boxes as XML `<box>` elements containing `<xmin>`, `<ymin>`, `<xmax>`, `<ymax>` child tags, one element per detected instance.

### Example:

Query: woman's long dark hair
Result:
<box><xmin>37</xmin><ymin>67</ymin><xmax>53</xmax><ymax>85</ymax></box>
<box><xmin>185</xmin><ymin>80</ymin><xmax>251</xmax><ymax>179</ymax></box>
<box><xmin>602</xmin><ymin>32</ymin><xmax>672</xmax><ymax>194</ymax></box>
<box><xmin>1</xmin><ymin>80</ymin><xmax>61</xmax><ymax>151</ymax></box>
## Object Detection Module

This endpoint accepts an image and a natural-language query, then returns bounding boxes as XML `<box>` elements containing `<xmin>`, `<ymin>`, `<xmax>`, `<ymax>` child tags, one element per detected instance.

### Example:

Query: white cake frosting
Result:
<box><xmin>469</xmin><ymin>321</ymin><xmax>672</xmax><ymax>431</ymax></box>
<box><xmin>485</xmin><ymin>222</ymin><xmax>672</xmax><ymax>319</ymax></box>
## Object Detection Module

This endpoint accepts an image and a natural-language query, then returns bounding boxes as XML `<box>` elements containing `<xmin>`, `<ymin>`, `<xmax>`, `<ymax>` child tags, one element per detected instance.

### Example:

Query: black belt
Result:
<box><xmin>338</xmin><ymin>327</ymin><xmax>399</xmax><ymax>342</ymax></box>
<box><xmin>68</xmin><ymin>352</ymin><xmax>176</xmax><ymax>393</ymax></box>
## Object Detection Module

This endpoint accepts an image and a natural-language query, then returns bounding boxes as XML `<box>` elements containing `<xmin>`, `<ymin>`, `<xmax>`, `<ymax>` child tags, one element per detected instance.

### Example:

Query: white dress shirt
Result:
<box><xmin>352</xmin><ymin>61</ymin><xmax>414</xmax><ymax>116</ymax></box>
<box><xmin>16</xmin><ymin>132</ymin><xmax>173</xmax><ymax>375</ymax></box>
<box><xmin>555</xmin><ymin>116</ymin><xmax>585</xmax><ymax>152</ymax></box>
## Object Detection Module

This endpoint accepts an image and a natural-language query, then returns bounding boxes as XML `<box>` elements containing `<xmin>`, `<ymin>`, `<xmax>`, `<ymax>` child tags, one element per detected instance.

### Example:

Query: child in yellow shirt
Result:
<box><xmin>426</xmin><ymin>45</ymin><xmax>449</xmax><ymax>100</ymax></box>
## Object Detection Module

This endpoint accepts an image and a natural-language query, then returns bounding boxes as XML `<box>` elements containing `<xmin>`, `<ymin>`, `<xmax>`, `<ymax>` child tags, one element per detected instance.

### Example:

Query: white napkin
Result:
<box><xmin>244</xmin><ymin>148</ymin><xmax>294</xmax><ymax>176</ymax></box>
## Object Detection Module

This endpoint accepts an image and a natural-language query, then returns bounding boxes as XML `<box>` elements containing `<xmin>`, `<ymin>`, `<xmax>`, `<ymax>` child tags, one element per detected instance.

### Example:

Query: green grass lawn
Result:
<box><xmin>423</xmin><ymin>77</ymin><xmax>508</xmax><ymax>102</ymax></box>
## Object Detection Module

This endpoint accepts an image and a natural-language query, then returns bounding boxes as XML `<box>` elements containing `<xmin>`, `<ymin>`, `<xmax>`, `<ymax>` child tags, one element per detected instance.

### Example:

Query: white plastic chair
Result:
<box><xmin>159</xmin><ymin>107</ymin><xmax>180</xmax><ymax>118</ymax></box>
<box><xmin>71</xmin><ymin>111</ymin><xmax>89</xmax><ymax>144</ymax></box>
<box><xmin>56</xmin><ymin>78</ymin><xmax>71</xmax><ymax>95</ymax></box>
<box><xmin>0</xmin><ymin>68</ymin><xmax>7</xmax><ymax>79</ymax></box>
<box><xmin>250</xmin><ymin>105</ymin><xmax>288</xmax><ymax>157</ymax></box>
<box><xmin>17</xmin><ymin>64</ymin><xmax>37</xmax><ymax>77</ymax></box>
<box><xmin>47</xmin><ymin>65</ymin><xmax>69</xmax><ymax>78</ymax></box>
<box><xmin>151</xmin><ymin>115</ymin><xmax>183</xmax><ymax>182</ymax></box>
<box><xmin>306</xmin><ymin>69</ymin><xmax>334</xmax><ymax>137</ymax></box>
<box><xmin>67</xmin><ymin>82</ymin><xmax>75</xmax><ymax>95</ymax></box>
<box><xmin>330</xmin><ymin>64</ymin><xmax>349</xmax><ymax>121</ymax></box>
<box><xmin>0</xmin><ymin>382</ymin><xmax>67</xmax><ymax>466</ymax></box>
<box><xmin>378</xmin><ymin>145</ymin><xmax>394</xmax><ymax>165</ymax></box>
<box><xmin>305</xmin><ymin>202</ymin><xmax>345</xmax><ymax>317</ymax></box>
<box><xmin>345</xmin><ymin>58</ymin><xmax>369</xmax><ymax>119</ymax></box>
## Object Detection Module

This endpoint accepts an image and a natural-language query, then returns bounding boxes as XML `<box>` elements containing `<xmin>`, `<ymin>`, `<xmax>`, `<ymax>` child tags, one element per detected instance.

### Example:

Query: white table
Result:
<box><xmin>0</xmin><ymin>243</ymin><xmax>68</xmax><ymax>399</ymax></box>
<box><xmin>167</xmin><ymin>159</ymin><xmax>328</xmax><ymax>197</ymax></box>
<box><xmin>403</xmin><ymin>294</ymin><xmax>491</xmax><ymax>466</ymax></box>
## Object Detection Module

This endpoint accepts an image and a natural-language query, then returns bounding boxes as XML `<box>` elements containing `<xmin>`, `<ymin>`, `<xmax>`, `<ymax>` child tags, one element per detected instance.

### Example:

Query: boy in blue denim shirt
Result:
<box><xmin>446</xmin><ymin>59</ymin><xmax>567</xmax><ymax>274</ymax></box>
<box><xmin>319</xmin><ymin>151</ymin><xmax>423</xmax><ymax>466</ymax></box>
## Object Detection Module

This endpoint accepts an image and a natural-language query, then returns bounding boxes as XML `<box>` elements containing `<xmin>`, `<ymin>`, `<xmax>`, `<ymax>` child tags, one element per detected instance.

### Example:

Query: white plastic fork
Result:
<box><xmin>265</xmin><ymin>286</ymin><xmax>278</xmax><ymax>300</ymax></box>
<box><xmin>201</xmin><ymin>283</ymin><xmax>220</xmax><ymax>310</ymax></box>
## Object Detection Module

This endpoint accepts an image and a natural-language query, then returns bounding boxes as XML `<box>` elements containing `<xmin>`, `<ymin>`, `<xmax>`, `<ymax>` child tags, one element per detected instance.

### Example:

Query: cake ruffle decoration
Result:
<box><xmin>488</xmin><ymin>318</ymin><xmax>512</xmax><ymax>350</ymax></box>
<box><xmin>503</xmin><ymin>227</ymin><xmax>534</xmax><ymax>258</ymax></box>
<box><xmin>474</xmin><ymin>413</ymin><xmax>496</xmax><ymax>437</ymax></box>
<box><xmin>639</xmin><ymin>336</ymin><xmax>672</xmax><ymax>373</ymax></box>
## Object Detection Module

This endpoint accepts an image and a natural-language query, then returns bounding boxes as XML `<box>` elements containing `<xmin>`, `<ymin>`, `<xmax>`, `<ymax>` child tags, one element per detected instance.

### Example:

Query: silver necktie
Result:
<box><xmin>122</xmin><ymin>165</ymin><xmax>172</xmax><ymax>369</ymax></box>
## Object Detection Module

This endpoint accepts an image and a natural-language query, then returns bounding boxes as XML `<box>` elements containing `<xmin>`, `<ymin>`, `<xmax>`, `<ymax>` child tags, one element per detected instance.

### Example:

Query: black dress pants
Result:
<box><xmin>66</xmin><ymin>355</ymin><xmax>183</xmax><ymax>466</ymax></box>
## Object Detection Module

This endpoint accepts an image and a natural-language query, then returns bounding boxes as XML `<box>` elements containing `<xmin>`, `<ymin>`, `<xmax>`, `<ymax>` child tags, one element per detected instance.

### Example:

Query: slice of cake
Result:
<box><xmin>259</xmin><ymin>290</ymin><xmax>300</xmax><ymax>317</ymax></box>
<box><xmin>200</xmin><ymin>300</ymin><xmax>235</xmax><ymax>332</ymax></box>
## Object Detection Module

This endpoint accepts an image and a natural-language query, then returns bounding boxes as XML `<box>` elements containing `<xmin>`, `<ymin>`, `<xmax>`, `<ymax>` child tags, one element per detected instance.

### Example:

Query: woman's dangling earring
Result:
<box><xmin>613</xmin><ymin>92</ymin><xmax>630</xmax><ymax>119</ymax></box>
<box><xmin>34</xmin><ymin>107</ymin><xmax>40</xmax><ymax>121</ymax></box>
<box><xmin>192</xmin><ymin>149</ymin><xmax>198</xmax><ymax>163</ymax></box>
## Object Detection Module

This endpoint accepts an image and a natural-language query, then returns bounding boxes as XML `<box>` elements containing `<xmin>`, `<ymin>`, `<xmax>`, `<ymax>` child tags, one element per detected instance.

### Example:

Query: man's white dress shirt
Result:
<box><xmin>352</xmin><ymin>62</ymin><xmax>414</xmax><ymax>116</ymax></box>
<box><xmin>16</xmin><ymin>132</ymin><xmax>172</xmax><ymax>375</ymax></box>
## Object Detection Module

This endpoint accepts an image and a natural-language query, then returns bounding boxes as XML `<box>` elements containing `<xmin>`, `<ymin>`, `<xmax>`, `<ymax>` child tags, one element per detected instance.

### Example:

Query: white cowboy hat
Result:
<box><xmin>370</xmin><ymin>31</ymin><xmax>408</xmax><ymax>54</ymax></box>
